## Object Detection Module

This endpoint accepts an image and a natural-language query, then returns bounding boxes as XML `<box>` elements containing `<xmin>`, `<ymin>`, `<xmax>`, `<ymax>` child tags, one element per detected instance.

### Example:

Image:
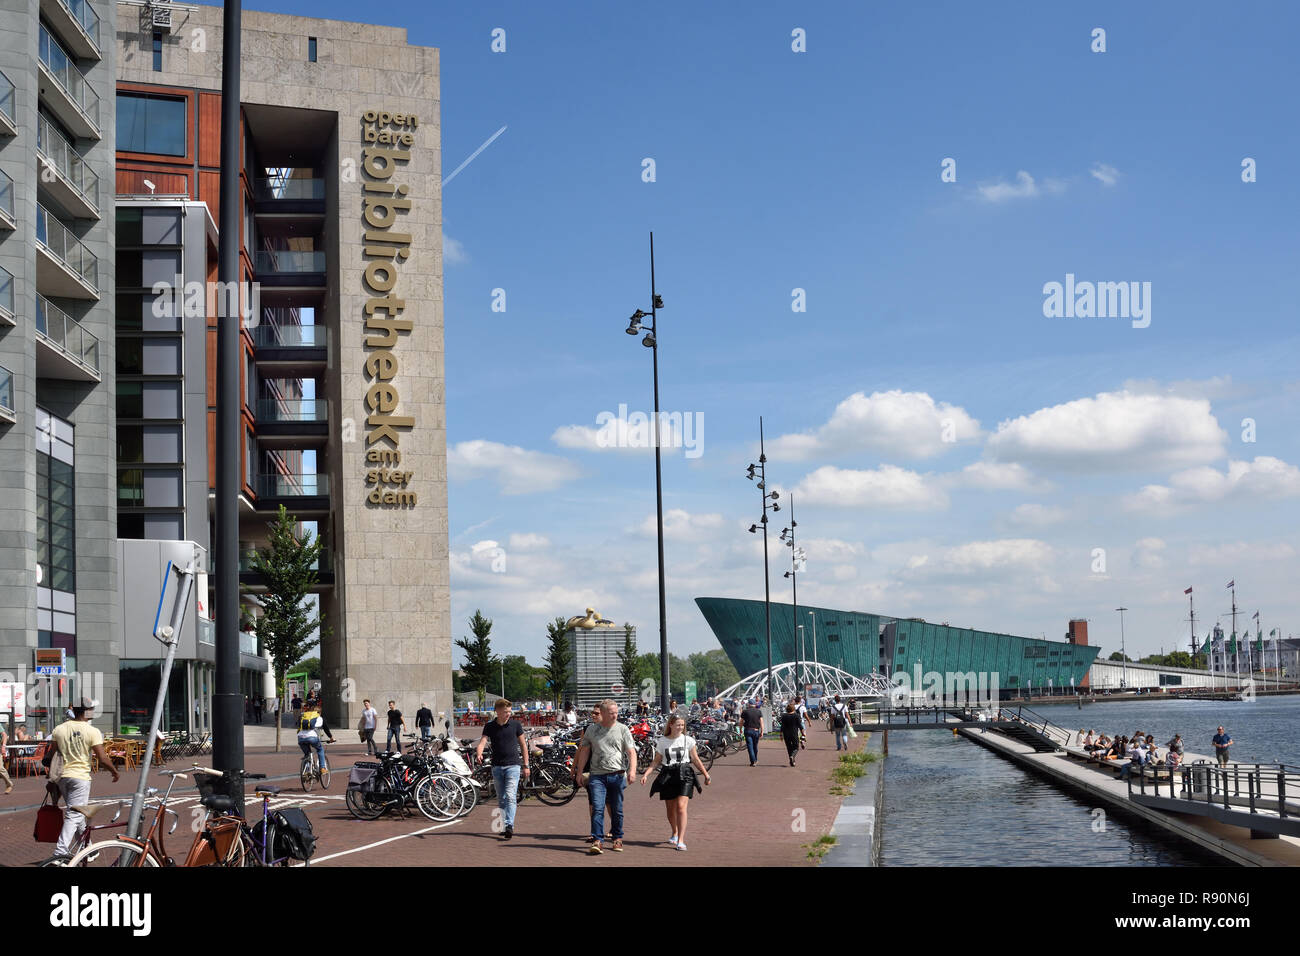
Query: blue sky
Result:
<box><xmin>271</xmin><ymin>0</ymin><xmax>1299</xmax><ymax>665</ymax></box>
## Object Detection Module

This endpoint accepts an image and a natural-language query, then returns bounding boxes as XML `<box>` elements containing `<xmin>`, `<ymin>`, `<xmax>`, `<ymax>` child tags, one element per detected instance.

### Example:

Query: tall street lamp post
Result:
<box><xmin>746</xmin><ymin>418</ymin><xmax>779</xmax><ymax>705</ymax></box>
<box><xmin>780</xmin><ymin>496</ymin><xmax>805</xmax><ymax>693</ymax></box>
<box><xmin>1116</xmin><ymin>606</ymin><xmax>1128</xmax><ymax>690</ymax></box>
<box><xmin>622</xmin><ymin>233</ymin><xmax>669</xmax><ymax>713</ymax></box>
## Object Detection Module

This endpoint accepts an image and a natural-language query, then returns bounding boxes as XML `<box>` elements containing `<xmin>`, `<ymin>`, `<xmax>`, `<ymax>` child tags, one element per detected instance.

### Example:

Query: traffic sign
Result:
<box><xmin>611</xmin><ymin>683</ymin><xmax>624</xmax><ymax>695</ymax></box>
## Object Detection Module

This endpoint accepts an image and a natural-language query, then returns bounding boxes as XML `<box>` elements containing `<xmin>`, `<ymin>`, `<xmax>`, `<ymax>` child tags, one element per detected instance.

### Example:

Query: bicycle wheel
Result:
<box><xmin>533</xmin><ymin>764</ymin><xmax>578</xmax><ymax>806</ymax></box>
<box><xmin>67</xmin><ymin>838</ymin><xmax>160</xmax><ymax>869</ymax></box>
<box><xmin>345</xmin><ymin>786</ymin><xmax>388</xmax><ymax>821</ymax></box>
<box><xmin>301</xmin><ymin>755</ymin><xmax>315</xmax><ymax>793</ymax></box>
<box><xmin>319</xmin><ymin>761</ymin><xmax>331</xmax><ymax>789</ymax></box>
<box><xmin>415</xmin><ymin>774</ymin><xmax>463</xmax><ymax>821</ymax></box>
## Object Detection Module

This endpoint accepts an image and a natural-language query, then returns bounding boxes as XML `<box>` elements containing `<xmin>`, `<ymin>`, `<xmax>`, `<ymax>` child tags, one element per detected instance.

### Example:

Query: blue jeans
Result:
<box><xmin>492</xmin><ymin>764</ymin><xmax>521</xmax><ymax>829</ymax></box>
<box><xmin>298</xmin><ymin>737</ymin><xmax>327</xmax><ymax>771</ymax></box>
<box><xmin>835</xmin><ymin>729</ymin><xmax>848</xmax><ymax>750</ymax></box>
<box><xmin>420</xmin><ymin>725</ymin><xmax>433</xmax><ymax>740</ymax></box>
<box><xmin>745</xmin><ymin>729</ymin><xmax>761</xmax><ymax>763</ymax></box>
<box><xmin>586</xmin><ymin>772</ymin><xmax>627</xmax><ymax>841</ymax></box>
<box><xmin>386</xmin><ymin>727</ymin><xmax>402</xmax><ymax>752</ymax></box>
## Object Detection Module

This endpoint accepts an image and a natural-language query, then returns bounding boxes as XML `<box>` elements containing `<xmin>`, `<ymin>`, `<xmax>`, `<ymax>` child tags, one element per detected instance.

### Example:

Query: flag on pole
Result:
<box><xmin>1184</xmin><ymin>587</ymin><xmax>1193</xmax><ymax>594</ymax></box>
<box><xmin>1226</xmin><ymin>580</ymin><xmax>1235</xmax><ymax>589</ymax></box>
<box><xmin>1252</xmin><ymin>611</ymin><xmax>1259</xmax><ymax>620</ymax></box>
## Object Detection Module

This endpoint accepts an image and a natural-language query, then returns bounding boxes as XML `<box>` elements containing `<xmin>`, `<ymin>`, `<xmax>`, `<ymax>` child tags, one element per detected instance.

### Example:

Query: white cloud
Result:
<box><xmin>1121</xmin><ymin>376</ymin><xmax>1239</xmax><ymax>401</ymax></box>
<box><xmin>986</xmin><ymin>389</ymin><xmax>1228</xmax><ymax>472</ymax></box>
<box><xmin>1004</xmin><ymin>503</ymin><xmax>1067</xmax><ymax>528</ymax></box>
<box><xmin>768</xmin><ymin>390</ymin><xmax>980</xmax><ymax>461</ymax></box>
<box><xmin>954</xmin><ymin>461</ymin><xmax>1051</xmax><ymax>493</ymax></box>
<box><xmin>793</xmin><ymin>465</ymin><xmax>949</xmax><ymax>510</ymax></box>
<box><xmin>443</xmin><ymin>233</ymin><xmax>468</xmax><ymax>265</ymax></box>
<box><xmin>1132</xmin><ymin>537</ymin><xmax>1166</xmax><ymax>570</ymax></box>
<box><xmin>1090</xmin><ymin>163</ymin><xmax>1119</xmax><ymax>186</ymax></box>
<box><xmin>552</xmin><ymin>410</ymin><xmax>694</xmax><ymax>454</ymax></box>
<box><xmin>978</xmin><ymin>170</ymin><xmax>1040</xmax><ymax>202</ymax></box>
<box><xmin>634</xmin><ymin>509</ymin><xmax>724</xmax><ymax>541</ymax></box>
<box><xmin>447</xmin><ymin>439</ymin><xmax>580</xmax><ymax>494</ymax></box>
<box><xmin>1126</xmin><ymin>457</ymin><xmax>1300</xmax><ymax>513</ymax></box>
<box><xmin>508</xmin><ymin>533</ymin><xmax>551</xmax><ymax>552</ymax></box>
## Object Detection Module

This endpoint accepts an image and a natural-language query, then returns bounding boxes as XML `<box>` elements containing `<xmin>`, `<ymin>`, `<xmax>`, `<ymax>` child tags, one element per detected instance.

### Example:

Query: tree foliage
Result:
<box><xmin>246</xmin><ymin>505</ymin><xmax>325</xmax><ymax>752</ymax></box>
<box><xmin>616</xmin><ymin>624</ymin><xmax>639</xmax><ymax>700</ymax></box>
<box><xmin>455</xmin><ymin>610</ymin><xmax>499</xmax><ymax>703</ymax></box>
<box><xmin>543</xmin><ymin>616</ymin><xmax>573</xmax><ymax>703</ymax></box>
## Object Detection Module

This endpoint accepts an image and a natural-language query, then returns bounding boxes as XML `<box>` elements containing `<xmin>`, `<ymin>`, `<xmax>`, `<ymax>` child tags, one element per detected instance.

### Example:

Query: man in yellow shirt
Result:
<box><xmin>43</xmin><ymin>697</ymin><xmax>118</xmax><ymax>860</ymax></box>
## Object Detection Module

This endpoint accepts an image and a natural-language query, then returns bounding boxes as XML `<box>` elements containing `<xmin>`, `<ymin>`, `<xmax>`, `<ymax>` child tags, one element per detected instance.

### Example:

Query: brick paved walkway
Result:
<box><xmin>0</xmin><ymin>730</ymin><xmax>861</xmax><ymax>867</ymax></box>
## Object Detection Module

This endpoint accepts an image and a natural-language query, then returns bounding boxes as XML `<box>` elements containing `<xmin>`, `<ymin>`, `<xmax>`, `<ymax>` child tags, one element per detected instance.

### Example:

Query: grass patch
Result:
<box><xmin>829</xmin><ymin>749</ymin><xmax>880</xmax><ymax>788</ymax></box>
<box><xmin>804</xmin><ymin>833</ymin><xmax>837</xmax><ymax>862</ymax></box>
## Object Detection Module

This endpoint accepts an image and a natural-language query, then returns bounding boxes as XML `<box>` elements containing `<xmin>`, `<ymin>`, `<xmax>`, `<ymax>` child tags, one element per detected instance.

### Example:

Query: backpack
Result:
<box><xmin>831</xmin><ymin>704</ymin><xmax>847</xmax><ymax>729</ymax></box>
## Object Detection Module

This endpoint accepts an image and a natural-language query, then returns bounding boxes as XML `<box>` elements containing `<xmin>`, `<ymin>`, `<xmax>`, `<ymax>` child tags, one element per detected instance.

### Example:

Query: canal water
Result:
<box><xmin>879</xmin><ymin>695</ymin><xmax>1300</xmax><ymax>866</ymax></box>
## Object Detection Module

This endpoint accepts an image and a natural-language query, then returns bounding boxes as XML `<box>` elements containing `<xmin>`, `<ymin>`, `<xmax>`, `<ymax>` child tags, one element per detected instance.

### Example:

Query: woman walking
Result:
<box><xmin>641</xmin><ymin>714</ymin><xmax>710</xmax><ymax>851</ymax></box>
<box><xmin>780</xmin><ymin>702</ymin><xmax>802</xmax><ymax>766</ymax></box>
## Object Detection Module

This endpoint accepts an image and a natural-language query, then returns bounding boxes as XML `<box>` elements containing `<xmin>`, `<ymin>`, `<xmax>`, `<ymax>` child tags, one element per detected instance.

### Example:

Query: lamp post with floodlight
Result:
<box><xmin>746</xmin><ymin>418</ymin><xmax>779</xmax><ymax>705</ymax></box>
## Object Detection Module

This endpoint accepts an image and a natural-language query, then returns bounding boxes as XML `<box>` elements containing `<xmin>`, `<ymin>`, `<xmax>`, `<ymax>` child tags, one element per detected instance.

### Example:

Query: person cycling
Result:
<box><xmin>297</xmin><ymin>702</ymin><xmax>336</xmax><ymax>773</ymax></box>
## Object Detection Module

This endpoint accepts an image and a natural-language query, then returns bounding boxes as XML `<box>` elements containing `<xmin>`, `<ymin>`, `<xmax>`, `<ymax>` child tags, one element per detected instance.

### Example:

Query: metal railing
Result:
<box><xmin>253</xmin><ymin>250</ymin><xmax>325</xmax><ymax>274</ymax></box>
<box><xmin>38</xmin><ymin>25</ymin><xmax>100</xmax><ymax>131</ymax></box>
<box><xmin>254</xmin><ymin>472</ymin><xmax>329</xmax><ymax>497</ymax></box>
<box><xmin>0</xmin><ymin>265</ymin><xmax>12</xmax><ymax>318</ymax></box>
<box><xmin>253</xmin><ymin>177</ymin><xmax>324</xmax><ymax>201</ymax></box>
<box><xmin>0</xmin><ymin>366</ymin><xmax>13</xmax><ymax>416</ymax></box>
<box><xmin>240</xmin><ymin>545</ymin><xmax>331</xmax><ymax>573</ymax></box>
<box><xmin>37</xmin><ymin>114</ymin><xmax>99</xmax><ymax>212</ymax></box>
<box><xmin>999</xmin><ymin>705</ymin><xmax>1073</xmax><ymax>747</ymax></box>
<box><xmin>0</xmin><ymin>70</ymin><xmax>14</xmax><ymax>126</ymax></box>
<box><xmin>0</xmin><ymin>169</ymin><xmax>13</xmax><ymax>222</ymax></box>
<box><xmin>251</xmin><ymin>321</ymin><xmax>326</xmax><ymax>348</ymax></box>
<box><xmin>36</xmin><ymin>294</ymin><xmax>100</xmax><ymax>372</ymax></box>
<box><xmin>54</xmin><ymin>0</ymin><xmax>102</xmax><ymax>51</ymax></box>
<box><xmin>1130</xmin><ymin>761</ymin><xmax>1300</xmax><ymax>818</ymax></box>
<box><xmin>36</xmin><ymin>203</ymin><xmax>99</xmax><ymax>291</ymax></box>
<box><xmin>255</xmin><ymin>397</ymin><xmax>327</xmax><ymax>423</ymax></box>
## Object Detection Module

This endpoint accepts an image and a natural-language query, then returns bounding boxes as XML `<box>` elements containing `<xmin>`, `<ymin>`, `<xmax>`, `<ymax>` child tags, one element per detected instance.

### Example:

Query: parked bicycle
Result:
<box><xmin>39</xmin><ymin>799</ymin><xmax>127</xmax><ymax>867</ymax></box>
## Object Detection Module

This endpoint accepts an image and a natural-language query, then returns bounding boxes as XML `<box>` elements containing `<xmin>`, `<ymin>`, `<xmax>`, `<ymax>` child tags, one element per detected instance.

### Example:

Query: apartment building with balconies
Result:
<box><xmin>0</xmin><ymin>0</ymin><xmax>118</xmax><ymax>733</ymax></box>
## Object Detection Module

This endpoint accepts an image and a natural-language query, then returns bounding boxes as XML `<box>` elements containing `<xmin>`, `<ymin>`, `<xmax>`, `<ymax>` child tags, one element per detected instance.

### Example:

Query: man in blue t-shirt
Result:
<box><xmin>1211</xmin><ymin>726</ymin><xmax>1233</xmax><ymax>766</ymax></box>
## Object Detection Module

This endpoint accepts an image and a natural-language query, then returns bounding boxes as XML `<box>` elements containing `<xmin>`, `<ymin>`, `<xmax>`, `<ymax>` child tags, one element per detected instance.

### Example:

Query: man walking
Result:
<box><xmin>740</xmin><ymin>698</ymin><xmax>764</xmax><ymax>766</ymax></box>
<box><xmin>475</xmin><ymin>699</ymin><xmax>529</xmax><ymax>840</ymax></box>
<box><xmin>43</xmin><ymin>698</ymin><xmax>118</xmax><ymax>861</ymax></box>
<box><xmin>253</xmin><ymin>696</ymin><xmax>263</xmax><ymax>724</ymax></box>
<box><xmin>829</xmin><ymin>694</ymin><xmax>850</xmax><ymax>751</ymax></box>
<box><xmin>574</xmin><ymin>699</ymin><xmax>637</xmax><ymax>854</ymax></box>
<box><xmin>1212</xmin><ymin>726</ymin><xmax>1233</xmax><ymax>766</ymax></box>
<box><xmin>386</xmin><ymin>700</ymin><xmax>405</xmax><ymax>753</ymax></box>
<box><xmin>415</xmin><ymin>701</ymin><xmax>435</xmax><ymax>741</ymax></box>
<box><xmin>360</xmin><ymin>699</ymin><xmax>379</xmax><ymax>755</ymax></box>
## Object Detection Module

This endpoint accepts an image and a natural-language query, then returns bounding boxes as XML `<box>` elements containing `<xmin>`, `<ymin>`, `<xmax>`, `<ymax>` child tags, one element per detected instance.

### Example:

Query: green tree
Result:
<box><xmin>616</xmin><ymin>624</ymin><xmax>639</xmax><ymax>705</ymax></box>
<box><xmin>500</xmin><ymin>655</ymin><xmax>537</xmax><ymax>701</ymax></box>
<box><xmin>687</xmin><ymin>650</ymin><xmax>740</xmax><ymax>698</ymax></box>
<box><xmin>294</xmin><ymin>656</ymin><xmax>322</xmax><ymax>680</ymax></box>
<box><xmin>543</xmin><ymin>617</ymin><xmax>573</xmax><ymax>704</ymax></box>
<box><xmin>1107</xmin><ymin>651</ymin><xmax>1132</xmax><ymax>662</ymax></box>
<box><xmin>455</xmin><ymin>610</ymin><xmax>499</xmax><ymax>704</ymax></box>
<box><xmin>246</xmin><ymin>505</ymin><xmax>325</xmax><ymax>752</ymax></box>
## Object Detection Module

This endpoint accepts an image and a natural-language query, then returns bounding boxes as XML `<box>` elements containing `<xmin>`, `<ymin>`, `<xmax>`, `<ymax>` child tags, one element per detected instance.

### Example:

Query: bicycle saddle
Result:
<box><xmin>201</xmin><ymin>793</ymin><xmax>237</xmax><ymax>812</ymax></box>
<box><xmin>254</xmin><ymin>785</ymin><xmax>282</xmax><ymax>796</ymax></box>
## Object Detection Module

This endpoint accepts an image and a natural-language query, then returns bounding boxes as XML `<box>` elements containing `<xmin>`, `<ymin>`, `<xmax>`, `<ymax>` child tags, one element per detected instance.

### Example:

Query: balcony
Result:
<box><xmin>36</xmin><ymin>203</ymin><xmax>99</xmax><ymax>299</ymax></box>
<box><xmin>239</xmin><ymin>544</ymin><xmax>335</xmax><ymax>589</ymax></box>
<box><xmin>254</xmin><ymin>250</ymin><xmax>326</xmax><ymax>273</ymax></box>
<box><xmin>0</xmin><ymin>170</ymin><xmax>12</xmax><ymax>230</ymax></box>
<box><xmin>253</xmin><ymin>176</ymin><xmax>326</xmax><ymax>216</ymax></box>
<box><xmin>37</xmin><ymin>113</ymin><xmax>100</xmax><ymax>219</ymax></box>
<box><xmin>0</xmin><ymin>266</ymin><xmax>14</xmax><ymax>327</ymax></box>
<box><xmin>38</xmin><ymin>25</ymin><xmax>101</xmax><ymax>139</ymax></box>
<box><xmin>0</xmin><ymin>366</ymin><xmax>14</xmax><ymax>424</ymax></box>
<box><xmin>254</xmin><ymin>397</ymin><xmax>328</xmax><ymax>446</ymax></box>
<box><xmin>36</xmin><ymin>294</ymin><xmax>100</xmax><ymax>381</ymax></box>
<box><xmin>40</xmin><ymin>0</ymin><xmax>102</xmax><ymax>60</ymax></box>
<box><xmin>0</xmin><ymin>71</ymin><xmax>14</xmax><ymax>137</ymax></box>
<box><xmin>252</xmin><ymin>471</ymin><xmax>330</xmax><ymax>514</ymax></box>
<box><xmin>251</xmin><ymin>318</ymin><xmax>328</xmax><ymax>371</ymax></box>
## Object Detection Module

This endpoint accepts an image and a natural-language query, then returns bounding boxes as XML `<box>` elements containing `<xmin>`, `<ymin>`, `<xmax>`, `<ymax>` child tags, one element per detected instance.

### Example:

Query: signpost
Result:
<box><xmin>684</xmin><ymin>680</ymin><xmax>698</xmax><ymax>705</ymax></box>
<box><xmin>34</xmin><ymin>648</ymin><xmax>66</xmax><ymax>676</ymax></box>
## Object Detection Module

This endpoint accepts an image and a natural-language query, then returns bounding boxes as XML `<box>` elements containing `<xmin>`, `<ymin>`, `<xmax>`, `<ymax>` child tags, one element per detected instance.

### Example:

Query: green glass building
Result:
<box><xmin>695</xmin><ymin>597</ymin><xmax>1098</xmax><ymax>696</ymax></box>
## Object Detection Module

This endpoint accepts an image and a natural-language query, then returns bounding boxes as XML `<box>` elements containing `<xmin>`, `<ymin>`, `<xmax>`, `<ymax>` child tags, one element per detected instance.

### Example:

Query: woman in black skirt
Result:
<box><xmin>641</xmin><ymin>714</ymin><xmax>711</xmax><ymax>852</ymax></box>
<box><xmin>780</xmin><ymin>702</ymin><xmax>802</xmax><ymax>766</ymax></box>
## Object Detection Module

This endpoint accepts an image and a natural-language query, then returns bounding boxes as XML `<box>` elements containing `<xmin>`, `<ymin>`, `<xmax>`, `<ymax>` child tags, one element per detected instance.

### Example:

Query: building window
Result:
<box><xmin>117</xmin><ymin>93</ymin><xmax>186</xmax><ymax>156</ymax></box>
<box><xmin>36</xmin><ymin>410</ymin><xmax>76</xmax><ymax>596</ymax></box>
<box><xmin>152</xmin><ymin>32</ymin><xmax>163</xmax><ymax>71</ymax></box>
<box><xmin>308</xmin><ymin>37</ymin><xmax>317</xmax><ymax>62</ymax></box>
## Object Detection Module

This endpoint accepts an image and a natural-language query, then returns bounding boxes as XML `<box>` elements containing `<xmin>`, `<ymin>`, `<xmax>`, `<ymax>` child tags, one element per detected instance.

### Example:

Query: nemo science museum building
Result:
<box><xmin>695</xmin><ymin>598</ymin><xmax>1098</xmax><ymax>701</ymax></box>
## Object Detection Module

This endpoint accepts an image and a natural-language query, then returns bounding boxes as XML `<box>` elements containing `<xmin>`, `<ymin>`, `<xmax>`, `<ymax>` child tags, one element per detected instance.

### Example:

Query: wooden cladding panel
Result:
<box><xmin>198</xmin><ymin>93</ymin><xmax>222</xmax><ymax>167</ymax></box>
<box><xmin>199</xmin><ymin>170</ymin><xmax>221</xmax><ymax>216</ymax></box>
<box><xmin>117</xmin><ymin>168</ymin><xmax>188</xmax><ymax>197</ymax></box>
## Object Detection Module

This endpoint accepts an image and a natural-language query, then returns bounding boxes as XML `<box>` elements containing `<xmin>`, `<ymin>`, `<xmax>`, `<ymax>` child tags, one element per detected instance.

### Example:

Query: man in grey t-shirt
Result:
<box><xmin>574</xmin><ymin>699</ymin><xmax>637</xmax><ymax>854</ymax></box>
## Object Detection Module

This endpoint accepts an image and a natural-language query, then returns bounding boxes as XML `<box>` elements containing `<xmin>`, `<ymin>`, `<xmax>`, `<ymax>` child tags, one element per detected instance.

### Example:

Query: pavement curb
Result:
<box><xmin>821</xmin><ymin>733</ymin><xmax>884</xmax><ymax>867</ymax></box>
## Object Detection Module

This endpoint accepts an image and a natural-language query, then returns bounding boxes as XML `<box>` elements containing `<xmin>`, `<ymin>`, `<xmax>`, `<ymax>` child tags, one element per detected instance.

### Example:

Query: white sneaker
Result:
<box><xmin>676</xmin><ymin>842</ymin><xmax>687</xmax><ymax>851</ymax></box>
<box><xmin>668</xmin><ymin>834</ymin><xmax>679</xmax><ymax>846</ymax></box>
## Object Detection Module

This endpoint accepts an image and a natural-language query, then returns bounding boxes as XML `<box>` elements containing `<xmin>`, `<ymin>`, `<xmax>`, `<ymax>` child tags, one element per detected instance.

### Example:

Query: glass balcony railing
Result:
<box><xmin>254</xmin><ymin>250</ymin><xmax>326</xmax><ymax>274</ymax></box>
<box><xmin>254</xmin><ymin>178</ymin><xmax>325</xmax><ymax>201</ymax></box>
<box><xmin>36</xmin><ymin>203</ymin><xmax>98</xmax><ymax>290</ymax></box>
<box><xmin>197</xmin><ymin>618</ymin><xmax>215</xmax><ymax>646</ymax></box>
<box><xmin>0</xmin><ymin>265</ymin><xmax>13</xmax><ymax>317</ymax></box>
<box><xmin>0</xmin><ymin>71</ymin><xmax>13</xmax><ymax>126</ymax></box>
<box><xmin>240</xmin><ymin>545</ymin><xmax>332</xmax><ymax>573</ymax></box>
<box><xmin>251</xmin><ymin>320</ymin><xmax>327</xmax><ymax>348</ymax></box>
<box><xmin>239</xmin><ymin>630</ymin><xmax>259</xmax><ymax>656</ymax></box>
<box><xmin>0</xmin><ymin>366</ymin><xmax>13</xmax><ymax>416</ymax></box>
<box><xmin>255</xmin><ymin>472</ymin><xmax>328</xmax><ymax>497</ymax></box>
<box><xmin>256</xmin><ymin>397</ymin><xmax>327</xmax><ymax>423</ymax></box>
<box><xmin>36</xmin><ymin>294</ymin><xmax>100</xmax><ymax>372</ymax></box>
<box><xmin>38</xmin><ymin>26</ymin><xmax>100</xmax><ymax>131</ymax></box>
<box><xmin>56</xmin><ymin>0</ymin><xmax>102</xmax><ymax>52</ymax></box>
<box><xmin>0</xmin><ymin>169</ymin><xmax>13</xmax><ymax>221</ymax></box>
<box><xmin>37</xmin><ymin>114</ymin><xmax>99</xmax><ymax>212</ymax></box>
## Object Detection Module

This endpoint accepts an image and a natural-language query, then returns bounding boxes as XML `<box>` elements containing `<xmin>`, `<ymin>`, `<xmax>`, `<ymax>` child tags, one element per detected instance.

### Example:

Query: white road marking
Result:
<box><xmin>307</xmin><ymin>818</ymin><xmax>462</xmax><ymax>864</ymax></box>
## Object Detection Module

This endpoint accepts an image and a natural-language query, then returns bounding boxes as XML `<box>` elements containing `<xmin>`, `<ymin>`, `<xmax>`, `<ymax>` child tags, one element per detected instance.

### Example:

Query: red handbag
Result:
<box><xmin>34</xmin><ymin>792</ymin><xmax>63</xmax><ymax>843</ymax></box>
